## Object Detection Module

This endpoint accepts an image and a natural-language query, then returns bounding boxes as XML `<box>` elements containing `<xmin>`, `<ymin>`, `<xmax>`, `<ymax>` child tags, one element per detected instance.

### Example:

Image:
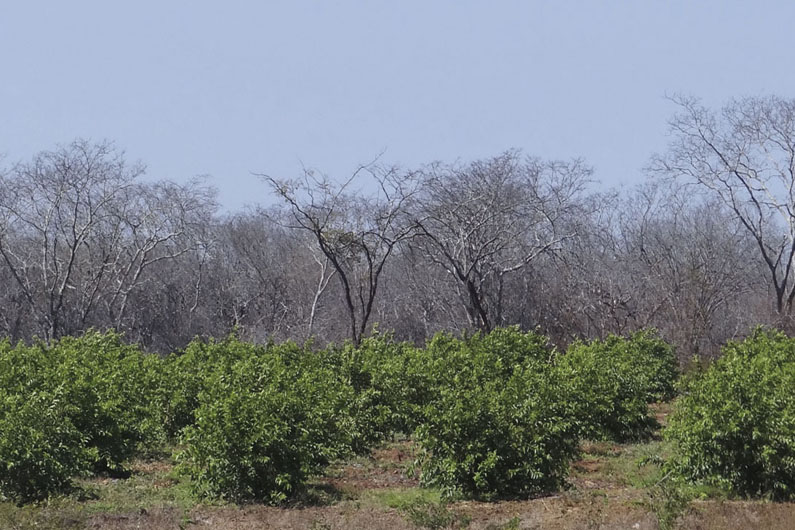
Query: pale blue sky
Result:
<box><xmin>1</xmin><ymin>1</ymin><xmax>793</xmax><ymax>210</ymax></box>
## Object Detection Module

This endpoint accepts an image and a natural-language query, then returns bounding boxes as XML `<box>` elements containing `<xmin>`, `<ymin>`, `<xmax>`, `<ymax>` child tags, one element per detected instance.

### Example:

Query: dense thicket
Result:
<box><xmin>413</xmin><ymin>329</ymin><xmax>578</xmax><ymax>499</ymax></box>
<box><xmin>0</xmin><ymin>332</ymin><xmax>166</xmax><ymax>502</ymax></box>
<box><xmin>5</xmin><ymin>326</ymin><xmax>795</xmax><ymax>505</ymax></box>
<box><xmin>176</xmin><ymin>339</ymin><xmax>357</xmax><ymax>503</ymax></box>
<box><xmin>559</xmin><ymin>331</ymin><xmax>677</xmax><ymax>442</ymax></box>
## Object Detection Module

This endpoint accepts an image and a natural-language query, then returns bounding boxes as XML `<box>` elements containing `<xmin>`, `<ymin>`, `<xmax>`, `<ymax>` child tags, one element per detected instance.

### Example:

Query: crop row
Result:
<box><xmin>1</xmin><ymin>327</ymin><xmax>793</xmax><ymax>504</ymax></box>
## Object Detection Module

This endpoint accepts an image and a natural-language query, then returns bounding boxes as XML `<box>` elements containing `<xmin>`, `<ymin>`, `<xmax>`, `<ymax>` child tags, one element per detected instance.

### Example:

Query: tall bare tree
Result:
<box><xmin>0</xmin><ymin>140</ymin><xmax>140</xmax><ymax>339</ymax></box>
<box><xmin>263</xmin><ymin>163</ymin><xmax>420</xmax><ymax>344</ymax></box>
<box><xmin>652</xmin><ymin>95</ymin><xmax>795</xmax><ymax>318</ymax></box>
<box><xmin>412</xmin><ymin>151</ymin><xmax>591</xmax><ymax>331</ymax></box>
<box><xmin>0</xmin><ymin>140</ymin><xmax>216</xmax><ymax>341</ymax></box>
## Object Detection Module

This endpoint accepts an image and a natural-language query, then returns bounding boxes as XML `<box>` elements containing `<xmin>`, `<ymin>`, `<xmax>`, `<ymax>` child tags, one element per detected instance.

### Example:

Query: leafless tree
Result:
<box><xmin>104</xmin><ymin>179</ymin><xmax>216</xmax><ymax>329</ymax></box>
<box><xmin>412</xmin><ymin>151</ymin><xmax>591</xmax><ymax>331</ymax></box>
<box><xmin>0</xmin><ymin>140</ymin><xmax>216</xmax><ymax>341</ymax></box>
<box><xmin>0</xmin><ymin>140</ymin><xmax>140</xmax><ymax>339</ymax></box>
<box><xmin>620</xmin><ymin>183</ymin><xmax>761</xmax><ymax>357</ymax></box>
<box><xmin>262</xmin><ymin>163</ymin><xmax>420</xmax><ymax>344</ymax></box>
<box><xmin>652</xmin><ymin>95</ymin><xmax>795</xmax><ymax>320</ymax></box>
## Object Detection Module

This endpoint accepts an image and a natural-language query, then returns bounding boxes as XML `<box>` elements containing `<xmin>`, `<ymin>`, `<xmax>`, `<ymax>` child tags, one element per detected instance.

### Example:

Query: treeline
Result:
<box><xmin>2</xmin><ymin>95</ymin><xmax>795</xmax><ymax>357</ymax></box>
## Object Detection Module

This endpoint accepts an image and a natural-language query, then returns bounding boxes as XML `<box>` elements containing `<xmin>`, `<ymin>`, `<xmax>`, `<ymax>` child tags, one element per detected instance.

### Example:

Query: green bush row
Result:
<box><xmin>1</xmin><ymin>327</ymin><xmax>681</xmax><ymax>504</ymax></box>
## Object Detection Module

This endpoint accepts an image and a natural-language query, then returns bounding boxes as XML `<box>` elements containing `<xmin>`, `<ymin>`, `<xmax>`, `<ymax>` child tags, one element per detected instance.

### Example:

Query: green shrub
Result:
<box><xmin>163</xmin><ymin>334</ymin><xmax>264</xmax><ymax>437</ymax></box>
<box><xmin>415</xmin><ymin>328</ymin><xmax>578</xmax><ymax>500</ymax></box>
<box><xmin>46</xmin><ymin>332</ymin><xmax>168</xmax><ymax>473</ymax></box>
<box><xmin>0</xmin><ymin>331</ymin><xmax>167</xmax><ymax>501</ymax></box>
<box><xmin>624</xmin><ymin>330</ymin><xmax>679</xmax><ymax>402</ymax></box>
<box><xmin>334</xmin><ymin>333</ymin><xmax>432</xmax><ymax>449</ymax></box>
<box><xmin>665</xmin><ymin>328</ymin><xmax>795</xmax><ymax>499</ymax></box>
<box><xmin>470</xmin><ymin>325</ymin><xmax>557</xmax><ymax>368</ymax></box>
<box><xmin>411</xmin><ymin>326</ymin><xmax>557</xmax><ymax>404</ymax></box>
<box><xmin>0</xmin><ymin>388</ymin><xmax>93</xmax><ymax>503</ymax></box>
<box><xmin>177</xmin><ymin>340</ymin><xmax>356</xmax><ymax>503</ymax></box>
<box><xmin>559</xmin><ymin>330</ymin><xmax>676</xmax><ymax>442</ymax></box>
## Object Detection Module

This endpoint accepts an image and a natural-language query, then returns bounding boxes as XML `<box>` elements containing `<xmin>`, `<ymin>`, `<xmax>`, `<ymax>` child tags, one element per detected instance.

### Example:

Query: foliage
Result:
<box><xmin>621</xmin><ymin>330</ymin><xmax>679</xmax><ymax>402</ymax></box>
<box><xmin>0</xmin><ymin>325</ymin><xmax>680</xmax><ymax>505</ymax></box>
<box><xmin>0</xmin><ymin>389</ymin><xmax>93</xmax><ymax>503</ymax></box>
<box><xmin>177</xmin><ymin>339</ymin><xmax>356</xmax><ymax>503</ymax></box>
<box><xmin>46</xmin><ymin>333</ymin><xmax>169</xmax><ymax>472</ymax></box>
<box><xmin>559</xmin><ymin>330</ymin><xmax>677</xmax><ymax>442</ymax></box>
<box><xmin>412</xmin><ymin>326</ymin><xmax>556</xmax><ymax>397</ymax></box>
<box><xmin>415</xmin><ymin>328</ymin><xmax>579</xmax><ymax>500</ymax></box>
<box><xmin>469</xmin><ymin>325</ymin><xmax>558</xmax><ymax>368</ymax></box>
<box><xmin>163</xmin><ymin>334</ymin><xmax>266</xmax><ymax>438</ymax></box>
<box><xmin>665</xmin><ymin>328</ymin><xmax>795</xmax><ymax>499</ymax></box>
<box><xmin>0</xmin><ymin>331</ymin><xmax>167</xmax><ymax>501</ymax></box>
<box><xmin>335</xmin><ymin>332</ymin><xmax>432</xmax><ymax>450</ymax></box>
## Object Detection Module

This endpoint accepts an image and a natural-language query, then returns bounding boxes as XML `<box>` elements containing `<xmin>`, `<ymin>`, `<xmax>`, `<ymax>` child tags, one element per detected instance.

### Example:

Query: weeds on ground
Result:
<box><xmin>0</xmin><ymin>456</ymin><xmax>205</xmax><ymax>530</ymax></box>
<box><xmin>399</xmin><ymin>497</ymin><xmax>471</xmax><ymax>529</ymax></box>
<box><xmin>643</xmin><ymin>473</ymin><xmax>694</xmax><ymax>530</ymax></box>
<box><xmin>485</xmin><ymin>516</ymin><xmax>521</xmax><ymax>530</ymax></box>
<box><xmin>0</xmin><ymin>498</ymin><xmax>86</xmax><ymax>530</ymax></box>
<box><xmin>363</xmin><ymin>486</ymin><xmax>442</xmax><ymax>510</ymax></box>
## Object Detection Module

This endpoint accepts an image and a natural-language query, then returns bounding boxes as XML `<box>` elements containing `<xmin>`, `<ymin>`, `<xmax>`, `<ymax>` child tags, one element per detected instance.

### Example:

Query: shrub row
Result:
<box><xmin>1</xmin><ymin>327</ymin><xmax>682</xmax><ymax>504</ymax></box>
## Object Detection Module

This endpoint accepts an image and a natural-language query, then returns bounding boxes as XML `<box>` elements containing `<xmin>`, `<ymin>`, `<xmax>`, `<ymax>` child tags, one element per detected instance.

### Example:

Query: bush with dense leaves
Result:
<box><xmin>334</xmin><ymin>333</ymin><xmax>433</xmax><ymax>449</ymax></box>
<box><xmin>415</xmin><ymin>328</ymin><xmax>579</xmax><ymax>500</ymax></box>
<box><xmin>0</xmin><ymin>331</ymin><xmax>167</xmax><ymax>501</ymax></box>
<box><xmin>411</xmin><ymin>326</ymin><xmax>557</xmax><ymax>406</ymax></box>
<box><xmin>0</xmin><ymin>388</ymin><xmax>93</xmax><ymax>503</ymax></box>
<box><xmin>177</xmin><ymin>339</ymin><xmax>356</xmax><ymax>503</ymax></box>
<box><xmin>558</xmin><ymin>330</ymin><xmax>677</xmax><ymax>442</ymax></box>
<box><xmin>624</xmin><ymin>330</ymin><xmax>679</xmax><ymax>402</ymax></box>
<box><xmin>46</xmin><ymin>333</ymin><xmax>169</xmax><ymax>472</ymax></box>
<box><xmin>163</xmin><ymin>334</ymin><xmax>265</xmax><ymax>438</ymax></box>
<box><xmin>665</xmin><ymin>328</ymin><xmax>795</xmax><ymax>499</ymax></box>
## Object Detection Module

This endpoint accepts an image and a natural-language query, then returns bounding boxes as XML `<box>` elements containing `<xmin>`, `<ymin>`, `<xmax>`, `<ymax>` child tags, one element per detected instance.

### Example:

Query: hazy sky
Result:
<box><xmin>1</xmin><ymin>1</ymin><xmax>794</xmax><ymax>210</ymax></box>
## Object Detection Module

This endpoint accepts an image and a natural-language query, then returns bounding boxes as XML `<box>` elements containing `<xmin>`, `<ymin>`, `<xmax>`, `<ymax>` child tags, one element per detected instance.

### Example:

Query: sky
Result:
<box><xmin>1</xmin><ymin>1</ymin><xmax>794</xmax><ymax>211</ymax></box>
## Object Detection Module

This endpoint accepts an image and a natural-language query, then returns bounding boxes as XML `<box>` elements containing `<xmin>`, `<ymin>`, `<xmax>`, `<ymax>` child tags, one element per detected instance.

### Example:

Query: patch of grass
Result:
<box><xmin>291</xmin><ymin>482</ymin><xmax>354</xmax><ymax>507</ymax></box>
<box><xmin>362</xmin><ymin>487</ymin><xmax>442</xmax><ymax>510</ymax></box>
<box><xmin>399</xmin><ymin>498</ymin><xmax>471</xmax><ymax>529</ymax></box>
<box><xmin>0</xmin><ymin>457</ymin><xmax>206</xmax><ymax>530</ymax></box>
<box><xmin>75</xmin><ymin>458</ymin><xmax>201</xmax><ymax>514</ymax></box>
<box><xmin>356</xmin><ymin>486</ymin><xmax>468</xmax><ymax>529</ymax></box>
<box><xmin>573</xmin><ymin>439</ymin><xmax>672</xmax><ymax>490</ymax></box>
<box><xmin>0</xmin><ymin>498</ymin><xmax>87</xmax><ymax>530</ymax></box>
